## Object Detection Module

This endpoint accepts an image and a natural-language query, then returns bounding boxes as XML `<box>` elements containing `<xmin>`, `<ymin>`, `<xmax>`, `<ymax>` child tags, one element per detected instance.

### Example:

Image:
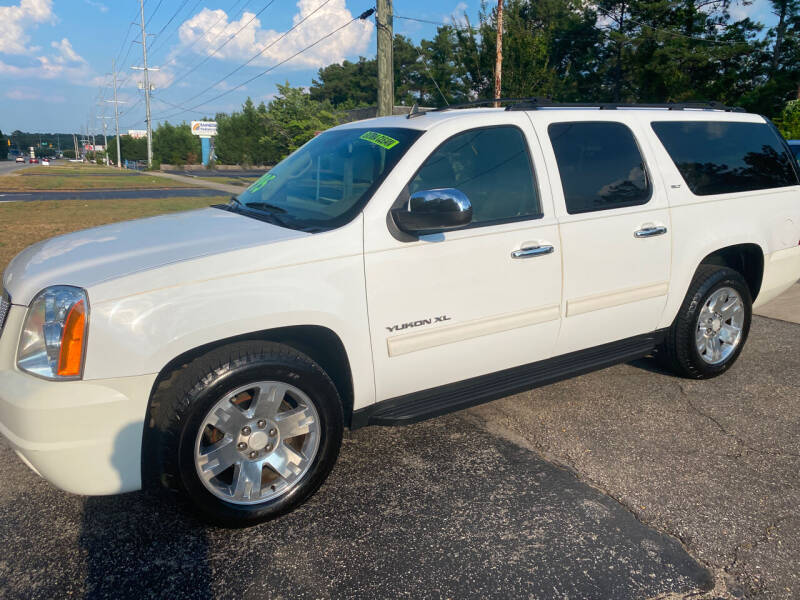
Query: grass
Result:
<box><xmin>0</xmin><ymin>165</ymin><xmax>196</xmax><ymax>191</ymax></box>
<box><xmin>193</xmin><ymin>176</ymin><xmax>260</xmax><ymax>187</ymax></box>
<box><xmin>0</xmin><ymin>196</ymin><xmax>226</xmax><ymax>273</ymax></box>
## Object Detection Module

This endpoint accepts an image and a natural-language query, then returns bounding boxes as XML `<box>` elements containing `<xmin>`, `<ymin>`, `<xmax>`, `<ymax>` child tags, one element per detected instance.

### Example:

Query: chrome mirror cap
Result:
<box><xmin>393</xmin><ymin>188</ymin><xmax>473</xmax><ymax>235</ymax></box>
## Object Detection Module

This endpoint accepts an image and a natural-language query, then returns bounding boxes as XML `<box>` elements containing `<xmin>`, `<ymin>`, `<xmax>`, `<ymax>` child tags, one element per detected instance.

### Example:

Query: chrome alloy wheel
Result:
<box><xmin>695</xmin><ymin>286</ymin><xmax>745</xmax><ymax>365</ymax></box>
<box><xmin>194</xmin><ymin>381</ymin><xmax>320</xmax><ymax>505</ymax></box>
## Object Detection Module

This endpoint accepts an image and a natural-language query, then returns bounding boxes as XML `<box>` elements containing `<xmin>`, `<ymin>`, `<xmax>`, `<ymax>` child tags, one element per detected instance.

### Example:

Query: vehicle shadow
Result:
<box><xmin>78</xmin><ymin>423</ymin><xmax>212</xmax><ymax>600</ymax></box>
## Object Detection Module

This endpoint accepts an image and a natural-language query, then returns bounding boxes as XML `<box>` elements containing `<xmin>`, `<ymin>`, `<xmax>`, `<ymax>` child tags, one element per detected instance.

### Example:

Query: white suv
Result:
<box><xmin>1</xmin><ymin>101</ymin><xmax>799</xmax><ymax>526</ymax></box>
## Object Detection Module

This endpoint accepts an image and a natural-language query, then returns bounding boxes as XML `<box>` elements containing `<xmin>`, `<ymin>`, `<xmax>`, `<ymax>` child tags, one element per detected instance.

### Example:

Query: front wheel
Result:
<box><xmin>148</xmin><ymin>341</ymin><xmax>343</xmax><ymax>527</ymax></box>
<box><xmin>659</xmin><ymin>265</ymin><xmax>752</xmax><ymax>379</ymax></box>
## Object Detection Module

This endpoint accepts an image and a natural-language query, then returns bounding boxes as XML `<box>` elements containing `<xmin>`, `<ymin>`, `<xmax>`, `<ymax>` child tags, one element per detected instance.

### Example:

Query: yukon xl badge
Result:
<box><xmin>386</xmin><ymin>315</ymin><xmax>451</xmax><ymax>333</ymax></box>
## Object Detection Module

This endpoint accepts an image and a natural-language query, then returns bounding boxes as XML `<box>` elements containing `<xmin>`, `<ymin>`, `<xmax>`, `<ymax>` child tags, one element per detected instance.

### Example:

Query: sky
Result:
<box><xmin>0</xmin><ymin>0</ymin><xmax>780</xmax><ymax>135</ymax></box>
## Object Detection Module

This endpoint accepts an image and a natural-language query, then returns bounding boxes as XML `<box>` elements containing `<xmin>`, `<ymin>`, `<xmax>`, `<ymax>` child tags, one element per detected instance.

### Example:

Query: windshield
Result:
<box><xmin>231</xmin><ymin>127</ymin><xmax>422</xmax><ymax>231</ymax></box>
<box><xmin>790</xmin><ymin>143</ymin><xmax>800</xmax><ymax>163</ymax></box>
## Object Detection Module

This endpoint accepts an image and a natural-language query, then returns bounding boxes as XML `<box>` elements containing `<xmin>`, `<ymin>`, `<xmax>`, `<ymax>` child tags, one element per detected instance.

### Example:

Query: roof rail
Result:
<box><xmin>422</xmin><ymin>97</ymin><xmax>745</xmax><ymax>113</ymax></box>
<box><xmin>506</xmin><ymin>98</ymin><xmax>745</xmax><ymax>112</ymax></box>
<box><xmin>428</xmin><ymin>98</ymin><xmax>544</xmax><ymax>112</ymax></box>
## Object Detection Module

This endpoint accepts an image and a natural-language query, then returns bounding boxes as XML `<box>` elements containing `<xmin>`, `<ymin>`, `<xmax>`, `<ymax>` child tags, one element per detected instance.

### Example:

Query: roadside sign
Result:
<box><xmin>191</xmin><ymin>121</ymin><xmax>217</xmax><ymax>137</ymax></box>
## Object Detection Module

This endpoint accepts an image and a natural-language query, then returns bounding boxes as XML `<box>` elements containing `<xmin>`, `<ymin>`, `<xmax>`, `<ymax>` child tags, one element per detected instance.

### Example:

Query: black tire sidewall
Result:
<box><xmin>682</xmin><ymin>268</ymin><xmax>752</xmax><ymax>378</ymax></box>
<box><xmin>176</xmin><ymin>356</ymin><xmax>342</xmax><ymax>527</ymax></box>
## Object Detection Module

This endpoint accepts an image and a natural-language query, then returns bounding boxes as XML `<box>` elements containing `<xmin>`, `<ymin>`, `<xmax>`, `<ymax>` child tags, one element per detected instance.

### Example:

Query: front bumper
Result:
<box><xmin>0</xmin><ymin>305</ymin><xmax>156</xmax><ymax>495</ymax></box>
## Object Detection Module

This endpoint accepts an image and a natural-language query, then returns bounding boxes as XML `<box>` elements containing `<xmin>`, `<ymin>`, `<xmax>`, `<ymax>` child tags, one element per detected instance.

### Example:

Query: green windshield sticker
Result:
<box><xmin>360</xmin><ymin>131</ymin><xmax>399</xmax><ymax>150</ymax></box>
<box><xmin>248</xmin><ymin>173</ymin><xmax>276</xmax><ymax>192</ymax></box>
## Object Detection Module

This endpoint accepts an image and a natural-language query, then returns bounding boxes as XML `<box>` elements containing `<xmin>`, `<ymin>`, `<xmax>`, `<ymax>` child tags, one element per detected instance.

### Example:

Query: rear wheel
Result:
<box><xmin>659</xmin><ymin>265</ymin><xmax>752</xmax><ymax>379</ymax></box>
<box><xmin>146</xmin><ymin>341</ymin><xmax>343</xmax><ymax>527</ymax></box>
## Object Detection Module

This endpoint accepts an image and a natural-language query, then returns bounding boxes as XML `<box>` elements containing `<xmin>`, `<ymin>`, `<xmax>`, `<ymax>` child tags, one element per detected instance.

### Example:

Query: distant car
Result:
<box><xmin>41</xmin><ymin>159</ymin><xmax>50</xmax><ymax>166</ymax></box>
<box><xmin>15</xmin><ymin>156</ymin><xmax>25</xmax><ymax>163</ymax></box>
<box><xmin>788</xmin><ymin>140</ymin><xmax>800</xmax><ymax>163</ymax></box>
<box><xmin>29</xmin><ymin>157</ymin><xmax>39</xmax><ymax>164</ymax></box>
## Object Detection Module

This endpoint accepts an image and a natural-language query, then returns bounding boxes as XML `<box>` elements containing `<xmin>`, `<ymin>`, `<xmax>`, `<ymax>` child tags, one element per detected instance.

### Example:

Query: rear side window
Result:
<box><xmin>548</xmin><ymin>122</ymin><xmax>650</xmax><ymax>214</ymax></box>
<box><xmin>409</xmin><ymin>126</ymin><xmax>541</xmax><ymax>225</ymax></box>
<box><xmin>651</xmin><ymin>121</ymin><xmax>799</xmax><ymax>196</ymax></box>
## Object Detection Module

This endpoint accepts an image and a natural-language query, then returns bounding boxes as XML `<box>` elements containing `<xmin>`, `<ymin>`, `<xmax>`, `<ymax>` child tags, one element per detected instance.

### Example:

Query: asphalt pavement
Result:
<box><xmin>0</xmin><ymin>414</ymin><xmax>711</xmax><ymax>599</ymax></box>
<box><xmin>0</xmin><ymin>160</ymin><xmax>29</xmax><ymax>176</ymax></box>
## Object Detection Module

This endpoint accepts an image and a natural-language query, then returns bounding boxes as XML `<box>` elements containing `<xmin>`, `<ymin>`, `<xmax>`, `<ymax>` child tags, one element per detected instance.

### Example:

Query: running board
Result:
<box><xmin>351</xmin><ymin>331</ymin><xmax>666</xmax><ymax>428</ymax></box>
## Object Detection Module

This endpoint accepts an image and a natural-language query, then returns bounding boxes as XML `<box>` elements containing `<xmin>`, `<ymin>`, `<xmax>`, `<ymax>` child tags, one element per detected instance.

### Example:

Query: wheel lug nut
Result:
<box><xmin>257</xmin><ymin>419</ymin><xmax>266</xmax><ymax>428</ymax></box>
<box><xmin>265</xmin><ymin>443</ymin><xmax>273</xmax><ymax>452</ymax></box>
<box><xmin>237</xmin><ymin>442</ymin><xmax>247</xmax><ymax>450</ymax></box>
<box><xmin>269</xmin><ymin>428</ymin><xmax>277</xmax><ymax>437</ymax></box>
<box><xmin>249</xmin><ymin>451</ymin><xmax>258</xmax><ymax>459</ymax></box>
<box><xmin>241</xmin><ymin>426</ymin><xmax>251</xmax><ymax>435</ymax></box>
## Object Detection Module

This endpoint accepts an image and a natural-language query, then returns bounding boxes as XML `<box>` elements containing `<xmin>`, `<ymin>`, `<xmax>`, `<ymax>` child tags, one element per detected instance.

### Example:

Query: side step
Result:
<box><xmin>352</xmin><ymin>331</ymin><xmax>665</xmax><ymax>428</ymax></box>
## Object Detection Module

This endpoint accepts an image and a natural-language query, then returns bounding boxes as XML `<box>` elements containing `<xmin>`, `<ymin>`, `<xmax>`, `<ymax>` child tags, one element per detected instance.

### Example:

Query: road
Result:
<box><xmin>0</xmin><ymin>313</ymin><xmax>797</xmax><ymax>599</ymax></box>
<box><xmin>0</xmin><ymin>160</ymin><xmax>29</xmax><ymax>176</ymax></box>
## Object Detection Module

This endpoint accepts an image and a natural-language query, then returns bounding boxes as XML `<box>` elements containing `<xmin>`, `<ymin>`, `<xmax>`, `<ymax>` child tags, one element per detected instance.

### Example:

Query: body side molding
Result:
<box><xmin>567</xmin><ymin>281</ymin><xmax>669</xmax><ymax>317</ymax></box>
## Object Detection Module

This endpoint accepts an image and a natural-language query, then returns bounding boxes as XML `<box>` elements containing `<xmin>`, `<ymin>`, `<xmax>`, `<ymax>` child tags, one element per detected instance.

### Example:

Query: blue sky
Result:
<box><xmin>0</xmin><ymin>0</ymin><xmax>779</xmax><ymax>134</ymax></box>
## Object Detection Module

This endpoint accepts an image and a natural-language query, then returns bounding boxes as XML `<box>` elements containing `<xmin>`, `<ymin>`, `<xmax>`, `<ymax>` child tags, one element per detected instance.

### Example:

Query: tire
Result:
<box><xmin>659</xmin><ymin>265</ymin><xmax>752</xmax><ymax>379</ymax></box>
<box><xmin>145</xmin><ymin>341</ymin><xmax>343</xmax><ymax>527</ymax></box>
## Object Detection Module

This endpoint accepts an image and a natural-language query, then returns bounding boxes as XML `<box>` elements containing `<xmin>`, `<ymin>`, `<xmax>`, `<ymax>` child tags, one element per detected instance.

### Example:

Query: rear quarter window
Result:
<box><xmin>651</xmin><ymin>121</ymin><xmax>799</xmax><ymax>196</ymax></box>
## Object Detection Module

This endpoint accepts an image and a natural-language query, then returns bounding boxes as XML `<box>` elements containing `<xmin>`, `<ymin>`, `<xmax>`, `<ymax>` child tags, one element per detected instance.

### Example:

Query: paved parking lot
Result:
<box><xmin>0</xmin><ymin>314</ymin><xmax>796</xmax><ymax>599</ymax></box>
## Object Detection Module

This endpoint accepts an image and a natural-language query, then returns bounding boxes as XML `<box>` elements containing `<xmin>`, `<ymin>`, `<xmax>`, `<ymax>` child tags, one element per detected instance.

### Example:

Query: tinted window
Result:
<box><xmin>789</xmin><ymin>142</ymin><xmax>800</xmax><ymax>163</ymax></box>
<box><xmin>651</xmin><ymin>121</ymin><xmax>798</xmax><ymax>196</ymax></box>
<box><xmin>548</xmin><ymin>122</ymin><xmax>650</xmax><ymax>214</ymax></box>
<box><xmin>409</xmin><ymin>126</ymin><xmax>540</xmax><ymax>225</ymax></box>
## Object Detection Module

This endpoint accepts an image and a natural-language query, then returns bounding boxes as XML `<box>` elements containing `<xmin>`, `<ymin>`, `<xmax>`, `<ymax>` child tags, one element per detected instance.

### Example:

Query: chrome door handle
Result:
<box><xmin>634</xmin><ymin>225</ymin><xmax>667</xmax><ymax>238</ymax></box>
<box><xmin>511</xmin><ymin>244</ymin><xmax>554</xmax><ymax>259</ymax></box>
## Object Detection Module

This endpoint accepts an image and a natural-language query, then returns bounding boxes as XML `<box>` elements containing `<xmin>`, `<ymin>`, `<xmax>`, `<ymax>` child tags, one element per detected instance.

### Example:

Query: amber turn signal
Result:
<box><xmin>57</xmin><ymin>300</ymin><xmax>86</xmax><ymax>377</ymax></box>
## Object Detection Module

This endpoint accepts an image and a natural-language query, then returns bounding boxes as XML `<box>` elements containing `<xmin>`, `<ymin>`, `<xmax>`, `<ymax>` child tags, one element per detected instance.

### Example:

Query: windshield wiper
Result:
<box><xmin>244</xmin><ymin>202</ymin><xmax>287</xmax><ymax>213</ymax></box>
<box><xmin>229</xmin><ymin>196</ymin><xmax>287</xmax><ymax>214</ymax></box>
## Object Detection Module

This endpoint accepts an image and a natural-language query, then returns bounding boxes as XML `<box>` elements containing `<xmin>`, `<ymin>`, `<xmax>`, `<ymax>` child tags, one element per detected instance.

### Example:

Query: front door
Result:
<box><xmin>363</xmin><ymin>114</ymin><xmax>563</xmax><ymax>402</ymax></box>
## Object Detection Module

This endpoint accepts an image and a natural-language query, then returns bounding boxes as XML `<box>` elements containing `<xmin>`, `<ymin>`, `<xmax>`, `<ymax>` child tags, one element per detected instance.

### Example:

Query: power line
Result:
<box><xmin>153</xmin><ymin>10</ymin><xmax>372</xmax><ymax>122</ymax></box>
<box><xmin>153</xmin><ymin>0</ymin><xmax>338</xmax><ymax>119</ymax></box>
<box><xmin>168</xmin><ymin>0</ymin><xmax>278</xmax><ymax>90</ymax></box>
<box><xmin>145</xmin><ymin>0</ymin><xmax>164</xmax><ymax>27</ymax></box>
<box><xmin>394</xmin><ymin>14</ymin><xmax>479</xmax><ymax>32</ymax></box>
<box><xmin>154</xmin><ymin>0</ymin><xmax>244</xmax><ymax>63</ymax></box>
<box><xmin>594</xmin><ymin>6</ymin><xmax>746</xmax><ymax>45</ymax></box>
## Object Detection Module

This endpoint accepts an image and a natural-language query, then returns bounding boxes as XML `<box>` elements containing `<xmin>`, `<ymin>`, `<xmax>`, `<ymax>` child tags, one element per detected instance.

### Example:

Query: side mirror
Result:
<box><xmin>392</xmin><ymin>188</ymin><xmax>473</xmax><ymax>235</ymax></box>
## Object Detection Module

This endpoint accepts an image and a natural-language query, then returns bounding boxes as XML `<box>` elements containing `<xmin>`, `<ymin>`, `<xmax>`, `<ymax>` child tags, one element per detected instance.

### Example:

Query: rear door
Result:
<box><xmin>363</xmin><ymin>113</ymin><xmax>563</xmax><ymax>401</ymax></box>
<box><xmin>534</xmin><ymin>115</ymin><xmax>672</xmax><ymax>355</ymax></box>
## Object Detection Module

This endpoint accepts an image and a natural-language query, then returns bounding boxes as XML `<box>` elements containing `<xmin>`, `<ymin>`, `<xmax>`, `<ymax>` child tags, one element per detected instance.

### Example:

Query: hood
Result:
<box><xmin>3</xmin><ymin>207</ymin><xmax>310</xmax><ymax>305</ymax></box>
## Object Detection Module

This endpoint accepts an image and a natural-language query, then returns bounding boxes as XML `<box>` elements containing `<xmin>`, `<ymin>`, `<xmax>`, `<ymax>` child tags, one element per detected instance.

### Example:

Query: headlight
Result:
<box><xmin>17</xmin><ymin>286</ymin><xmax>89</xmax><ymax>380</ymax></box>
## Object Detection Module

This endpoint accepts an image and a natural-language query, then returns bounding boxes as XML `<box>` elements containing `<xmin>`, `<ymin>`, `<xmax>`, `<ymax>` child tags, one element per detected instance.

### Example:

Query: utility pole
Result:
<box><xmin>105</xmin><ymin>59</ymin><xmax>124</xmax><ymax>169</ymax></box>
<box><xmin>376</xmin><ymin>0</ymin><xmax>393</xmax><ymax>117</ymax></box>
<box><xmin>135</xmin><ymin>0</ymin><xmax>155</xmax><ymax>168</ymax></box>
<box><xmin>494</xmin><ymin>0</ymin><xmax>503</xmax><ymax>106</ymax></box>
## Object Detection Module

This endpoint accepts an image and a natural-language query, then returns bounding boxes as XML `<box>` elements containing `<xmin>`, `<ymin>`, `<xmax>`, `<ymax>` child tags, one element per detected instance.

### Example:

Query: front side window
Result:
<box><xmin>408</xmin><ymin>126</ymin><xmax>541</xmax><ymax>225</ymax></box>
<box><xmin>548</xmin><ymin>121</ymin><xmax>651</xmax><ymax>214</ymax></box>
<box><xmin>651</xmin><ymin>121</ymin><xmax>799</xmax><ymax>196</ymax></box>
<box><xmin>233</xmin><ymin>127</ymin><xmax>422</xmax><ymax>231</ymax></box>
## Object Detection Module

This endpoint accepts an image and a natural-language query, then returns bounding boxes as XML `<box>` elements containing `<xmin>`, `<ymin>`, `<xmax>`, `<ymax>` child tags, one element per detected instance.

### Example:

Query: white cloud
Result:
<box><xmin>0</xmin><ymin>36</ymin><xmax>92</xmax><ymax>82</ymax></box>
<box><xmin>6</xmin><ymin>88</ymin><xmax>39</xmax><ymax>100</ymax></box>
<box><xmin>445</xmin><ymin>2</ymin><xmax>469</xmax><ymax>27</ymax></box>
<box><xmin>84</xmin><ymin>0</ymin><xmax>108</xmax><ymax>13</ymax></box>
<box><xmin>176</xmin><ymin>0</ymin><xmax>374</xmax><ymax>70</ymax></box>
<box><xmin>0</xmin><ymin>0</ymin><xmax>54</xmax><ymax>55</ymax></box>
<box><xmin>50</xmin><ymin>38</ymin><xmax>86</xmax><ymax>64</ymax></box>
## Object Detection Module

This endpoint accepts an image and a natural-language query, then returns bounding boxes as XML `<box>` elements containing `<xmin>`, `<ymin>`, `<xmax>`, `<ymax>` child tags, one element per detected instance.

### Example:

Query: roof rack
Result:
<box><xmin>420</xmin><ymin>97</ymin><xmax>745</xmax><ymax>114</ymax></box>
